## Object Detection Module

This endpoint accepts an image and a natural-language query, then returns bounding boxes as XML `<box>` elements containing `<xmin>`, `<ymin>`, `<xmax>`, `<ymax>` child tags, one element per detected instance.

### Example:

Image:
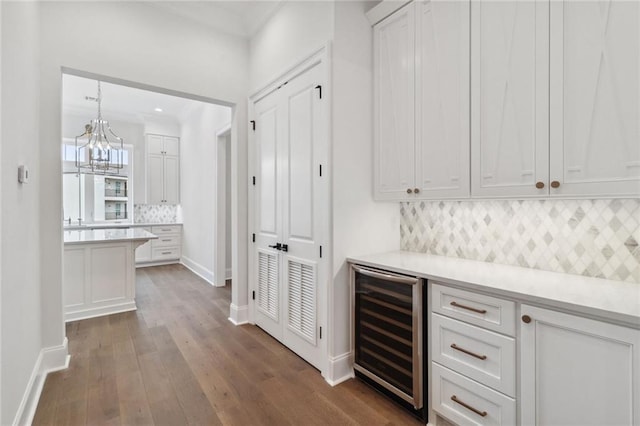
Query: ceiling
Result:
<box><xmin>62</xmin><ymin>74</ymin><xmax>209</xmax><ymax>124</ymax></box>
<box><xmin>146</xmin><ymin>1</ymin><xmax>284</xmax><ymax>38</ymax></box>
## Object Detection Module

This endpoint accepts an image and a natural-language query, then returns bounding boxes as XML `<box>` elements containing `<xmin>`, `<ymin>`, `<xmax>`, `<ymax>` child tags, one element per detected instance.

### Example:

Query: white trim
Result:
<box><xmin>135</xmin><ymin>259</ymin><xmax>180</xmax><ymax>268</ymax></box>
<box><xmin>225</xmin><ymin>267</ymin><xmax>232</xmax><ymax>280</ymax></box>
<box><xmin>323</xmin><ymin>352</ymin><xmax>354</xmax><ymax>386</ymax></box>
<box><xmin>365</xmin><ymin>0</ymin><xmax>412</xmax><ymax>26</ymax></box>
<box><xmin>216</xmin><ymin>123</ymin><xmax>231</xmax><ymax>138</ymax></box>
<box><xmin>65</xmin><ymin>301</ymin><xmax>136</xmax><ymax>323</ymax></box>
<box><xmin>13</xmin><ymin>339</ymin><xmax>69</xmax><ymax>426</ymax></box>
<box><xmin>180</xmin><ymin>256</ymin><xmax>214</xmax><ymax>285</ymax></box>
<box><xmin>228</xmin><ymin>303</ymin><xmax>249</xmax><ymax>325</ymax></box>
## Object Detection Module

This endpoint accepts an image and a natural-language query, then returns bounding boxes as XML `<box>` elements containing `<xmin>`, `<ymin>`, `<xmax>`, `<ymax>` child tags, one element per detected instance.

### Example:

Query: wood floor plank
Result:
<box><xmin>33</xmin><ymin>264</ymin><xmax>428</xmax><ymax>425</ymax></box>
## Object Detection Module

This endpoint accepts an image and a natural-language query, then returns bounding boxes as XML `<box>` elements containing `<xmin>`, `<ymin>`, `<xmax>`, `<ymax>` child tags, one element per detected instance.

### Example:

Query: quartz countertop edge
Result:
<box><xmin>63</xmin><ymin>222</ymin><xmax>183</xmax><ymax>230</ymax></box>
<box><xmin>347</xmin><ymin>251</ymin><xmax>640</xmax><ymax>327</ymax></box>
<box><xmin>64</xmin><ymin>228</ymin><xmax>158</xmax><ymax>245</ymax></box>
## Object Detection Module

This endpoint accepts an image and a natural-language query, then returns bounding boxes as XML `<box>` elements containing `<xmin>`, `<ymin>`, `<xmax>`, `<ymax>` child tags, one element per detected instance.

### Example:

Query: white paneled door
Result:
<box><xmin>252</xmin><ymin>61</ymin><xmax>327</xmax><ymax>370</ymax></box>
<box><xmin>549</xmin><ymin>0</ymin><xmax>640</xmax><ymax>197</ymax></box>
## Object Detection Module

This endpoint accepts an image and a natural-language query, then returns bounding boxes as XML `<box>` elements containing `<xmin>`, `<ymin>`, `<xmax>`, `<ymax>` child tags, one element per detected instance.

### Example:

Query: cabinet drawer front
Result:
<box><xmin>432</xmin><ymin>313</ymin><xmax>515</xmax><ymax>397</ymax></box>
<box><xmin>150</xmin><ymin>225</ymin><xmax>181</xmax><ymax>235</ymax></box>
<box><xmin>151</xmin><ymin>247</ymin><xmax>181</xmax><ymax>261</ymax></box>
<box><xmin>152</xmin><ymin>234</ymin><xmax>181</xmax><ymax>248</ymax></box>
<box><xmin>432</xmin><ymin>283</ymin><xmax>515</xmax><ymax>336</ymax></box>
<box><xmin>432</xmin><ymin>363</ymin><xmax>515</xmax><ymax>426</ymax></box>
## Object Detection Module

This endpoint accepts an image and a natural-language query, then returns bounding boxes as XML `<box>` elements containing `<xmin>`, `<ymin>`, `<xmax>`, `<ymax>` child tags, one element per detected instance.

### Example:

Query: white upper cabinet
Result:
<box><xmin>416</xmin><ymin>0</ymin><xmax>470</xmax><ymax>199</ymax></box>
<box><xmin>374</xmin><ymin>2</ymin><xmax>416</xmax><ymax>200</ymax></box>
<box><xmin>471</xmin><ymin>0</ymin><xmax>549</xmax><ymax>198</ymax></box>
<box><xmin>374</xmin><ymin>1</ymin><xmax>470</xmax><ymax>200</ymax></box>
<box><xmin>549</xmin><ymin>1</ymin><xmax>640</xmax><ymax>197</ymax></box>
<box><xmin>146</xmin><ymin>134</ymin><xmax>180</xmax><ymax>204</ymax></box>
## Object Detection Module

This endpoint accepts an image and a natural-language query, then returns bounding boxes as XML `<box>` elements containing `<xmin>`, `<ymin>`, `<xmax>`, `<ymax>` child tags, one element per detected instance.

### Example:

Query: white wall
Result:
<box><xmin>330</xmin><ymin>0</ymin><xmax>399</xmax><ymax>366</ymax></box>
<box><xmin>180</xmin><ymin>103</ymin><xmax>232</xmax><ymax>282</ymax></box>
<box><xmin>37</xmin><ymin>1</ymin><xmax>250</xmax><ymax>360</ymax></box>
<box><xmin>1</xmin><ymin>2</ymin><xmax>42</xmax><ymax>423</ymax></box>
<box><xmin>249</xmin><ymin>1</ymin><xmax>334</xmax><ymax>91</ymax></box>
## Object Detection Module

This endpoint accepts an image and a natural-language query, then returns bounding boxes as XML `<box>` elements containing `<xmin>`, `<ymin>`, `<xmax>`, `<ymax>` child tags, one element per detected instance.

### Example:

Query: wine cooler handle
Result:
<box><xmin>352</xmin><ymin>265</ymin><xmax>419</xmax><ymax>285</ymax></box>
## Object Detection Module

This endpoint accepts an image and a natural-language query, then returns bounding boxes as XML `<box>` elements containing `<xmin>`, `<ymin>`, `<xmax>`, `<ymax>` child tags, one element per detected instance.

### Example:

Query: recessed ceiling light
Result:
<box><xmin>154</xmin><ymin>107</ymin><xmax>163</xmax><ymax>112</ymax></box>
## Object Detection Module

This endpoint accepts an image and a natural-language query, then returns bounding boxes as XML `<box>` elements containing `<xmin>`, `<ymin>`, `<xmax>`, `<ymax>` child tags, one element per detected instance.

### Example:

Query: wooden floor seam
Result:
<box><xmin>33</xmin><ymin>264</ymin><xmax>423</xmax><ymax>426</ymax></box>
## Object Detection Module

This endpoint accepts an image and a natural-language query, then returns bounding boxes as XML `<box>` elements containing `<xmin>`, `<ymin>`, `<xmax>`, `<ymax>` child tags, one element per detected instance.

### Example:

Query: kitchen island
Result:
<box><xmin>63</xmin><ymin>228</ymin><xmax>157</xmax><ymax>321</ymax></box>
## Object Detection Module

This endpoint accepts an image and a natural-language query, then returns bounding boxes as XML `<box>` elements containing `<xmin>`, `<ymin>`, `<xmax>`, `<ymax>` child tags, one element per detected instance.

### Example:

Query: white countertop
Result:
<box><xmin>64</xmin><ymin>228</ymin><xmax>158</xmax><ymax>245</ymax></box>
<box><xmin>347</xmin><ymin>251</ymin><xmax>640</xmax><ymax>327</ymax></box>
<box><xmin>63</xmin><ymin>222</ymin><xmax>182</xmax><ymax>230</ymax></box>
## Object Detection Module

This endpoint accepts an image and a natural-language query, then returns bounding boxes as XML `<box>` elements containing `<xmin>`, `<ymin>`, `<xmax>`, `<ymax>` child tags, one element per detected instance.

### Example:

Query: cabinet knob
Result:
<box><xmin>406</xmin><ymin>188</ymin><xmax>413</xmax><ymax>194</ymax></box>
<box><xmin>550</xmin><ymin>180</ymin><xmax>560</xmax><ymax>188</ymax></box>
<box><xmin>522</xmin><ymin>315</ymin><xmax>532</xmax><ymax>324</ymax></box>
<box><xmin>414</xmin><ymin>188</ymin><xmax>420</xmax><ymax>194</ymax></box>
<box><xmin>535</xmin><ymin>181</ymin><xmax>545</xmax><ymax>189</ymax></box>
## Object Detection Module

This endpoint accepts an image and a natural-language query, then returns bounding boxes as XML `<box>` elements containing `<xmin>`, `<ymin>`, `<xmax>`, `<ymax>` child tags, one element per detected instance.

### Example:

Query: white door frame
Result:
<box><xmin>214</xmin><ymin>124</ymin><xmax>231</xmax><ymax>287</ymax></box>
<box><xmin>248</xmin><ymin>44</ymin><xmax>332</xmax><ymax>377</ymax></box>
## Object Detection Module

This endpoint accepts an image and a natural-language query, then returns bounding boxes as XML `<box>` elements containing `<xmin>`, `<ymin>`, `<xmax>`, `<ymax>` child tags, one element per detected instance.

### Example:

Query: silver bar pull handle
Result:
<box><xmin>352</xmin><ymin>265</ymin><xmax>418</xmax><ymax>285</ymax></box>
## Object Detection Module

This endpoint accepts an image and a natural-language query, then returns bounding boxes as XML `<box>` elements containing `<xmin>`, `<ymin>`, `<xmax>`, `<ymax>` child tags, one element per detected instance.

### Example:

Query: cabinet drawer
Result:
<box><xmin>432</xmin><ymin>363</ymin><xmax>515</xmax><ymax>426</ymax></box>
<box><xmin>150</xmin><ymin>225</ymin><xmax>181</xmax><ymax>235</ymax></box>
<box><xmin>151</xmin><ymin>246</ymin><xmax>181</xmax><ymax>261</ymax></box>
<box><xmin>432</xmin><ymin>313</ymin><xmax>515</xmax><ymax>397</ymax></box>
<box><xmin>432</xmin><ymin>283</ymin><xmax>515</xmax><ymax>336</ymax></box>
<box><xmin>152</xmin><ymin>234</ymin><xmax>181</xmax><ymax>248</ymax></box>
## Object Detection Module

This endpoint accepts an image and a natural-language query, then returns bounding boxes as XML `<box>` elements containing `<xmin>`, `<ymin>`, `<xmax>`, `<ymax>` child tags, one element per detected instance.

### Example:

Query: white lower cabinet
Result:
<box><xmin>520</xmin><ymin>304</ymin><xmax>640</xmax><ymax>426</ymax></box>
<box><xmin>431</xmin><ymin>283</ymin><xmax>516</xmax><ymax>425</ymax></box>
<box><xmin>432</xmin><ymin>363</ymin><xmax>516</xmax><ymax>426</ymax></box>
<box><xmin>135</xmin><ymin>225</ymin><xmax>182</xmax><ymax>265</ymax></box>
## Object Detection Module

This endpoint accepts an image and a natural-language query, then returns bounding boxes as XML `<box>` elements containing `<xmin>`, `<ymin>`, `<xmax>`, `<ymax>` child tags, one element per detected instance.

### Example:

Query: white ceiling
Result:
<box><xmin>62</xmin><ymin>74</ymin><xmax>208</xmax><ymax>124</ymax></box>
<box><xmin>146</xmin><ymin>1</ymin><xmax>284</xmax><ymax>38</ymax></box>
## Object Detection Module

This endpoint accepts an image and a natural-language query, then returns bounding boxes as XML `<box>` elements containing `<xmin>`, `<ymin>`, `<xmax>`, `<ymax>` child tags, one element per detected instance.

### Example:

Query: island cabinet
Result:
<box><xmin>520</xmin><ymin>304</ymin><xmax>640</xmax><ymax>426</ymax></box>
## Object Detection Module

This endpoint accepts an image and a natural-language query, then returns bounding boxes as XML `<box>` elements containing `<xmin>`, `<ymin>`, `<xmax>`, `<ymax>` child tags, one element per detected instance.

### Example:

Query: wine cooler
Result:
<box><xmin>352</xmin><ymin>264</ymin><xmax>426</xmax><ymax>420</ymax></box>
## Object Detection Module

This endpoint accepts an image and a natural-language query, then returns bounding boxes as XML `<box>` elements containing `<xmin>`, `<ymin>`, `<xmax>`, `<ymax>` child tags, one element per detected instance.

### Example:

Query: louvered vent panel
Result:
<box><xmin>287</xmin><ymin>260</ymin><xmax>316</xmax><ymax>343</ymax></box>
<box><xmin>258</xmin><ymin>251</ymin><xmax>278</xmax><ymax>320</ymax></box>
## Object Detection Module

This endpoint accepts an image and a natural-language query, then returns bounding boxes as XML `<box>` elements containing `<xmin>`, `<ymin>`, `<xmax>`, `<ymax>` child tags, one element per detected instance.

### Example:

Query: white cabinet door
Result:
<box><xmin>147</xmin><ymin>134</ymin><xmax>164</xmax><ymax>155</ymax></box>
<box><xmin>471</xmin><ymin>1</ymin><xmax>549</xmax><ymax>198</ymax></box>
<box><xmin>549</xmin><ymin>1</ymin><xmax>640</xmax><ymax>197</ymax></box>
<box><xmin>416</xmin><ymin>0</ymin><xmax>470</xmax><ymax>199</ymax></box>
<box><xmin>374</xmin><ymin>3</ymin><xmax>416</xmax><ymax>200</ymax></box>
<box><xmin>147</xmin><ymin>153</ymin><xmax>164</xmax><ymax>204</ymax></box>
<box><xmin>521</xmin><ymin>304</ymin><xmax>640</xmax><ymax>426</ymax></box>
<box><xmin>163</xmin><ymin>136</ymin><xmax>180</xmax><ymax>157</ymax></box>
<box><xmin>163</xmin><ymin>155</ymin><xmax>180</xmax><ymax>204</ymax></box>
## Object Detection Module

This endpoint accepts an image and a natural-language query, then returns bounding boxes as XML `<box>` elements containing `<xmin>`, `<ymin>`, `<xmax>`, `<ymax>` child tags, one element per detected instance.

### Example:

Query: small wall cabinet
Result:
<box><xmin>374</xmin><ymin>1</ymin><xmax>470</xmax><ymax>200</ymax></box>
<box><xmin>146</xmin><ymin>134</ymin><xmax>180</xmax><ymax>204</ymax></box>
<box><xmin>520</xmin><ymin>304</ymin><xmax>640</xmax><ymax>425</ymax></box>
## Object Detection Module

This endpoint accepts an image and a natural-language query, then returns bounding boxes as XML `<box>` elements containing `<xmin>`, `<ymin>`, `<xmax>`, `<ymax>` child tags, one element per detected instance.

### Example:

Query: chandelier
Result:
<box><xmin>75</xmin><ymin>81</ymin><xmax>124</xmax><ymax>174</ymax></box>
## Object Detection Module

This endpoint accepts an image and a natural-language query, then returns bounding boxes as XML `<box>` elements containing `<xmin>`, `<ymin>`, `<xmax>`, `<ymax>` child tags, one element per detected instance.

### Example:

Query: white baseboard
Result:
<box><xmin>228</xmin><ymin>303</ymin><xmax>249</xmax><ymax>325</ymax></box>
<box><xmin>225</xmin><ymin>267</ymin><xmax>232</xmax><ymax>280</ymax></box>
<box><xmin>180</xmin><ymin>256</ymin><xmax>215</xmax><ymax>285</ymax></box>
<box><xmin>65</xmin><ymin>301</ymin><xmax>136</xmax><ymax>323</ymax></box>
<box><xmin>13</xmin><ymin>338</ymin><xmax>70</xmax><ymax>426</ymax></box>
<box><xmin>324</xmin><ymin>352</ymin><xmax>354</xmax><ymax>386</ymax></box>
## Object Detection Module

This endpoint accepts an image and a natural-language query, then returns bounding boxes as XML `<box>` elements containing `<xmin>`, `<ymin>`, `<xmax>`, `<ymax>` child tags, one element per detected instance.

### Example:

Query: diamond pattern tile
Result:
<box><xmin>400</xmin><ymin>199</ymin><xmax>640</xmax><ymax>283</ymax></box>
<box><xmin>134</xmin><ymin>204</ymin><xmax>177</xmax><ymax>223</ymax></box>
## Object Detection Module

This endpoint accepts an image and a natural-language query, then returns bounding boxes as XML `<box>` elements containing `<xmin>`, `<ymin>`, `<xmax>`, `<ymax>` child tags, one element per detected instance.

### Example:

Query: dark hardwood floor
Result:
<box><xmin>33</xmin><ymin>264</ymin><xmax>423</xmax><ymax>425</ymax></box>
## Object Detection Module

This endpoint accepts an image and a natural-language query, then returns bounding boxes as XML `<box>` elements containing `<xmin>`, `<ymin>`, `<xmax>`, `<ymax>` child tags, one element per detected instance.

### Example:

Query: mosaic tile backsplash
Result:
<box><xmin>400</xmin><ymin>199</ymin><xmax>640</xmax><ymax>283</ymax></box>
<box><xmin>134</xmin><ymin>204</ymin><xmax>178</xmax><ymax>223</ymax></box>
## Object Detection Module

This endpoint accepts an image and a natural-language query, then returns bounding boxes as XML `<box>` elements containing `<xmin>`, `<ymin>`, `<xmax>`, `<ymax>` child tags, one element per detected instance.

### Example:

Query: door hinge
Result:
<box><xmin>319</xmin><ymin>245</ymin><xmax>323</xmax><ymax>258</ymax></box>
<box><xmin>252</xmin><ymin>233</ymin><xmax>255</xmax><ymax>243</ymax></box>
<box><xmin>250</xmin><ymin>120</ymin><xmax>256</xmax><ymax>131</ymax></box>
<box><xmin>319</xmin><ymin>326</ymin><xmax>322</xmax><ymax>339</ymax></box>
<box><xmin>319</xmin><ymin>164</ymin><xmax>322</xmax><ymax>177</ymax></box>
<box><xmin>252</xmin><ymin>290</ymin><xmax>255</xmax><ymax>300</ymax></box>
<box><xmin>315</xmin><ymin>85</ymin><xmax>322</xmax><ymax>99</ymax></box>
<box><xmin>252</xmin><ymin>176</ymin><xmax>256</xmax><ymax>186</ymax></box>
